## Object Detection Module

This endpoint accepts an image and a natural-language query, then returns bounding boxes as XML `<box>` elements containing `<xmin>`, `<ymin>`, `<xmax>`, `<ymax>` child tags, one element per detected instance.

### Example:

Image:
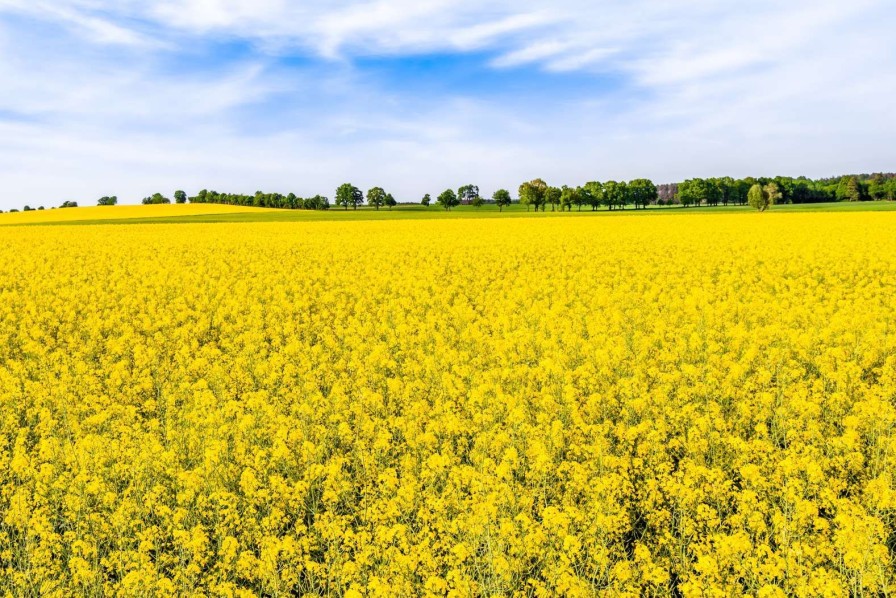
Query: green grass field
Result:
<box><xmin>4</xmin><ymin>200</ymin><xmax>896</xmax><ymax>226</ymax></box>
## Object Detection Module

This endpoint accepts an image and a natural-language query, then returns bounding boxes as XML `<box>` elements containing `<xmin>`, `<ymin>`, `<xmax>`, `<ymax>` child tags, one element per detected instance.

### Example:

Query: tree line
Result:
<box><xmin>4</xmin><ymin>173</ymin><xmax>894</xmax><ymax>215</ymax></box>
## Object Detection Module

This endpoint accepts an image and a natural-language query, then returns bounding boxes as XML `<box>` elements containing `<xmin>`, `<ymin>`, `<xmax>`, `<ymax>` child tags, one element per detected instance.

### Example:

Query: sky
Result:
<box><xmin>0</xmin><ymin>0</ymin><xmax>894</xmax><ymax>208</ymax></box>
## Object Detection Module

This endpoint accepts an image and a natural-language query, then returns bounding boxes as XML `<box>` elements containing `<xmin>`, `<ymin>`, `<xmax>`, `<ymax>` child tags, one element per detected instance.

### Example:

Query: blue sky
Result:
<box><xmin>0</xmin><ymin>0</ymin><xmax>894</xmax><ymax>208</ymax></box>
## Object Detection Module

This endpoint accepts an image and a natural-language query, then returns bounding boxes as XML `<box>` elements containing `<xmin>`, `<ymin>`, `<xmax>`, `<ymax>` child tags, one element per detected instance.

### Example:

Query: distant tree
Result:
<box><xmin>142</xmin><ymin>193</ymin><xmax>170</xmax><ymax>205</ymax></box>
<box><xmin>733</xmin><ymin>179</ymin><xmax>751</xmax><ymax>205</ymax></box>
<box><xmin>519</xmin><ymin>178</ymin><xmax>548</xmax><ymax>212</ymax></box>
<box><xmin>886</xmin><ymin>179</ymin><xmax>896</xmax><ymax>201</ymax></box>
<box><xmin>677</xmin><ymin>179</ymin><xmax>715</xmax><ymax>207</ymax></box>
<box><xmin>97</xmin><ymin>196</ymin><xmax>118</xmax><ymax>206</ymax></box>
<box><xmin>421</xmin><ymin>193</ymin><xmax>431</xmax><ymax>207</ymax></box>
<box><xmin>23</xmin><ymin>205</ymin><xmax>32</xmax><ymax>211</ymax></box>
<box><xmin>559</xmin><ymin>185</ymin><xmax>580</xmax><ymax>212</ymax></box>
<box><xmin>304</xmin><ymin>195</ymin><xmax>330</xmax><ymax>210</ymax></box>
<box><xmin>868</xmin><ymin>175</ymin><xmax>887</xmax><ymax>201</ymax></box>
<box><xmin>583</xmin><ymin>181</ymin><xmax>603</xmax><ymax>210</ymax></box>
<box><xmin>603</xmin><ymin>180</ymin><xmax>627</xmax><ymax>210</ymax></box>
<box><xmin>843</xmin><ymin>176</ymin><xmax>866</xmax><ymax>202</ymax></box>
<box><xmin>367</xmin><ymin>186</ymin><xmax>386</xmax><ymax>210</ymax></box>
<box><xmin>545</xmin><ymin>186</ymin><xmax>562</xmax><ymax>211</ymax></box>
<box><xmin>747</xmin><ymin>184</ymin><xmax>766</xmax><ymax>211</ymax></box>
<box><xmin>174</xmin><ymin>190</ymin><xmax>187</xmax><ymax>204</ymax></box>
<box><xmin>336</xmin><ymin>183</ymin><xmax>363</xmax><ymax>210</ymax></box>
<box><xmin>628</xmin><ymin>179</ymin><xmax>658</xmax><ymax>209</ymax></box>
<box><xmin>747</xmin><ymin>183</ymin><xmax>780</xmax><ymax>211</ymax></box>
<box><xmin>385</xmin><ymin>193</ymin><xmax>397</xmax><ymax>210</ymax></box>
<box><xmin>38</xmin><ymin>206</ymin><xmax>44</xmax><ymax>210</ymax></box>
<box><xmin>437</xmin><ymin>188</ymin><xmax>458</xmax><ymax>211</ymax></box>
<box><xmin>457</xmin><ymin>184</ymin><xmax>480</xmax><ymax>205</ymax></box>
<box><xmin>492</xmin><ymin>189</ymin><xmax>511</xmax><ymax>212</ymax></box>
<box><xmin>764</xmin><ymin>182</ymin><xmax>782</xmax><ymax>206</ymax></box>
<box><xmin>60</xmin><ymin>201</ymin><xmax>78</xmax><ymax>208</ymax></box>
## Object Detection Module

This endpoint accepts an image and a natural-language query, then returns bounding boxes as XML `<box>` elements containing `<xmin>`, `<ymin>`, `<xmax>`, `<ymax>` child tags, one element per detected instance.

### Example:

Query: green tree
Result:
<box><xmin>545</xmin><ymin>186</ymin><xmax>562</xmax><ymax>211</ymax></box>
<box><xmin>367</xmin><ymin>186</ymin><xmax>386</xmax><ymax>210</ymax></box>
<box><xmin>559</xmin><ymin>185</ymin><xmax>580</xmax><ymax>212</ymax></box>
<box><xmin>437</xmin><ymin>189</ymin><xmax>458</xmax><ymax>210</ymax></box>
<box><xmin>747</xmin><ymin>183</ymin><xmax>780</xmax><ymax>211</ymax></box>
<box><xmin>336</xmin><ymin>183</ymin><xmax>363</xmax><ymax>210</ymax></box>
<box><xmin>174</xmin><ymin>190</ymin><xmax>187</xmax><ymax>204</ymax></box>
<box><xmin>627</xmin><ymin>179</ymin><xmax>657</xmax><ymax>209</ymax></box>
<box><xmin>747</xmin><ymin>184</ymin><xmax>766</xmax><ymax>211</ymax></box>
<box><xmin>583</xmin><ymin>181</ymin><xmax>603</xmax><ymax>210</ymax></box>
<box><xmin>518</xmin><ymin>178</ymin><xmax>547</xmax><ymax>212</ymax></box>
<box><xmin>492</xmin><ymin>189</ymin><xmax>511</xmax><ymax>212</ymax></box>
<box><xmin>457</xmin><ymin>184</ymin><xmax>480</xmax><ymax>206</ymax></box>
<box><xmin>603</xmin><ymin>181</ymin><xmax>626</xmax><ymax>210</ymax></box>
<box><xmin>677</xmin><ymin>179</ymin><xmax>714</xmax><ymax>207</ymax></box>
<box><xmin>421</xmin><ymin>193</ymin><xmax>431</xmax><ymax>207</ymax></box>
<box><xmin>843</xmin><ymin>176</ymin><xmax>866</xmax><ymax>202</ymax></box>
<box><xmin>385</xmin><ymin>193</ymin><xmax>397</xmax><ymax>210</ymax></box>
<box><xmin>97</xmin><ymin>196</ymin><xmax>118</xmax><ymax>206</ymax></box>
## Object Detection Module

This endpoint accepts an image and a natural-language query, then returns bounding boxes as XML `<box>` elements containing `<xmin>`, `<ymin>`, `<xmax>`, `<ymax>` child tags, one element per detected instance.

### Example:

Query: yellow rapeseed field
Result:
<box><xmin>1</xmin><ymin>213</ymin><xmax>895</xmax><ymax>597</ymax></box>
<box><xmin>0</xmin><ymin>203</ymin><xmax>270</xmax><ymax>225</ymax></box>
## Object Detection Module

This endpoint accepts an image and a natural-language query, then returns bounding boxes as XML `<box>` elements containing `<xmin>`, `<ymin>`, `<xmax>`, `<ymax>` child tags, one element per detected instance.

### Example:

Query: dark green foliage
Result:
<box><xmin>142</xmin><ymin>193</ymin><xmax>171</xmax><ymax>205</ymax></box>
<box><xmin>437</xmin><ymin>188</ymin><xmax>459</xmax><ymax>210</ymax></box>
<box><xmin>336</xmin><ymin>183</ymin><xmax>363</xmax><ymax>210</ymax></box>
<box><xmin>492</xmin><ymin>189</ymin><xmax>511</xmax><ymax>212</ymax></box>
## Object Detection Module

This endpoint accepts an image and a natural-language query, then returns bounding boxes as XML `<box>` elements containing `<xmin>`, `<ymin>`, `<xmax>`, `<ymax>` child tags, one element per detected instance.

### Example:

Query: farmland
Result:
<box><xmin>1</xmin><ymin>212</ymin><xmax>895</xmax><ymax>596</ymax></box>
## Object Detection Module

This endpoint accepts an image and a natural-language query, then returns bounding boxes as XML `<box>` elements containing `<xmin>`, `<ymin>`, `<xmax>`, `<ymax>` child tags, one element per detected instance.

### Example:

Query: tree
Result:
<box><xmin>437</xmin><ymin>188</ymin><xmax>458</xmax><ymax>210</ymax></box>
<box><xmin>559</xmin><ymin>185</ymin><xmax>580</xmax><ymax>212</ymax></box>
<box><xmin>518</xmin><ymin>178</ymin><xmax>548</xmax><ymax>212</ymax></box>
<box><xmin>627</xmin><ymin>179</ymin><xmax>657</xmax><ymax>209</ymax></box>
<box><xmin>336</xmin><ymin>183</ymin><xmax>363</xmax><ymax>210</ymax></box>
<box><xmin>747</xmin><ymin>184</ymin><xmax>766</xmax><ymax>211</ymax></box>
<box><xmin>367</xmin><ymin>186</ymin><xmax>386</xmax><ymax>210</ymax></box>
<box><xmin>174</xmin><ymin>190</ymin><xmax>187</xmax><ymax>204</ymax></box>
<box><xmin>492</xmin><ymin>189</ymin><xmax>511</xmax><ymax>212</ymax></box>
<box><xmin>457</xmin><ymin>184</ymin><xmax>480</xmax><ymax>206</ymax></box>
<box><xmin>142</xmin><ymin>193</ymin><xmax>171</xmax><ymax>205</ymax></box>
<box><xmin>583</xmin><ymin>181</ymin><xmax>603</xmax><ymax>210</ymax></box>
<box><xmin>421</xmin><ymin>193</ymin><xmax>431</xmax><ymax>207</ymax></box>
<box><xmin>97</xmin><ymin>196</ymin><xmax>118</xmax><ymax>206</ymax></box>
<box><xmin>843</xmin><ymin>176</ymin><xmax>866</xmax><ymax>202</ymax></box>
<box><xmin>764</xmin><ymin>182</ymin><xmax>782</xmax><ymax>206</ymax></box>
<box><xmin>60</xmin><ymin>201</ymin><xmax>78</xmax><ymax>208</ymax></box>
<box><xmin>677</xmin><ymin>179</ymin><xmax>713</xmax><ymax>207</ymax></box>
<box><xmin>545</xmin><ymin>186</ymin><xmax>562</xmax><ymax>211</ymax></box>
<box><xmin>603</xmin><ymin>181</ymin><xmax>626</xmax><ymax>210</ymax></box>
<box><xmin>385</xmin><ymin>193</ymin><xmax>397</xmax><ymax>210</ymax></box>
<box><xmin>747</xmin><ymin>183</ymin><xmax>779</xmax><ymax>212</ymax></box>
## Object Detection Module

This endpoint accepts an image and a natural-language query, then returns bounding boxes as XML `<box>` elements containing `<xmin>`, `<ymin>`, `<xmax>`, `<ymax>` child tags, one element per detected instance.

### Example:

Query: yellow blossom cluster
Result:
<box><xmin>1</xmin><ymin>213</ymin><xmax>895</xmax><ymax>596</ymax></box>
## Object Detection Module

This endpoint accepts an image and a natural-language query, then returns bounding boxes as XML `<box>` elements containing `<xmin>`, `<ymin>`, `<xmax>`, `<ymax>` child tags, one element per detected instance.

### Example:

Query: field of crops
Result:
<box><xmin>1</xmin><ymin>213</ymin><xmax>895</xmax><ymax>596</ymax></box>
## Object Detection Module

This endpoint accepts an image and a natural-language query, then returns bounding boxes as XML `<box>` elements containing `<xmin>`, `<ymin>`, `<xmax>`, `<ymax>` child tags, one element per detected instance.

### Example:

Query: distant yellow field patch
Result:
<box><xmin>0</xmin><ymin>203</ymin><xmax>273</xmax><ymax>224</ymax></box>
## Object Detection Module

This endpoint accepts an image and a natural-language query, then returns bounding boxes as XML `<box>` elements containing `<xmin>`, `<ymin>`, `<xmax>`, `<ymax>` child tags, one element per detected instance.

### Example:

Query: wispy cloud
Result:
<box><xmin>0</xmin><ymin>1</ymin><xmax>894</xmax><ymax>208</ymax></box>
